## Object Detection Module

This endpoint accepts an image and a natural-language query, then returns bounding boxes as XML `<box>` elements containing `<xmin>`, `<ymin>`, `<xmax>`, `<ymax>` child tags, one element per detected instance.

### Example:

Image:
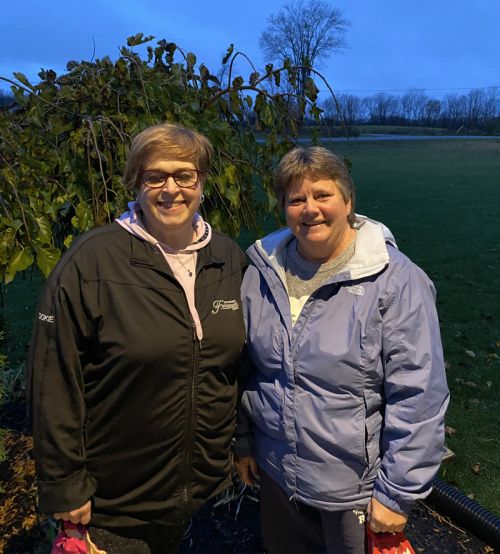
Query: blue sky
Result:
<box><xmin>1</xmin><ymin>0</ymin><xmax>499</xmax><ymax>99</ymax></box>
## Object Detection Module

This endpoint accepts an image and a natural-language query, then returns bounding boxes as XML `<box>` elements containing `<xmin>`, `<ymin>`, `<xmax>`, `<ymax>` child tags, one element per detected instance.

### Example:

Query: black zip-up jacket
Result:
<box><xmin>27</xmin><ymin>223</ymin><xmax>246</xmax><ymax>529</ymax></box>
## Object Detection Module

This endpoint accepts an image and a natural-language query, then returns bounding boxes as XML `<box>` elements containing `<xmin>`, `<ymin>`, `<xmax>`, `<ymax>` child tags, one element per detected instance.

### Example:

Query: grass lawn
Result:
<box><xmin>351</xmin><ymin>124</ymin><xmax>452</xmax><ymax>135</ymax></box>
<box><xmin>244</xmin><ymin>138</ymin><xmax>500</xmax><ymax>513</ymax></box>
<box><xmin>333</xmin><ymin>138</ymin><xmax>500</xmax><ymax>513</ymax></box>
<box><xmin>1</xmin><ymin>139</ymin><xmax>499</xmax><ymax>514</ymax></box>
<box><xmin>296</xmin><ymin>123</ymin><xmax>492</xmax><ymax>138</ymax></box>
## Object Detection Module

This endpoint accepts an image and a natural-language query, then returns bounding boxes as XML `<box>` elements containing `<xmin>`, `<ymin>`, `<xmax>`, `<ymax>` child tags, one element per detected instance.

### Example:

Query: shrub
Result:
<box><xmin>0</xmin><ymin>34</ymin><xmax>327</xmax><ymax>284</ymax></box>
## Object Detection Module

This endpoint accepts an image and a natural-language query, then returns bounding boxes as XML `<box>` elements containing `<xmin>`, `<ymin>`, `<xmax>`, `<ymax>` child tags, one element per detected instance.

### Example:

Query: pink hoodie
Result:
<box><xmin>116</xmin><ymin>202</ymin><xmax>211</xmax><ymax>341</ymax></box>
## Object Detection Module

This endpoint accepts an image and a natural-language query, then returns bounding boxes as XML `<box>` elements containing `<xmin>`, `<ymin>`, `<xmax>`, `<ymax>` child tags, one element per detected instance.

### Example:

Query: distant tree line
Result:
<box><xmin>0</xmin><ymin>90</ymin><xmax>15</xmax><ymax>108</ymax></box>
<box><xmin>322</xmin><ymin>87</ymin><xmax>500</xmax><ymax>133</ymax></box>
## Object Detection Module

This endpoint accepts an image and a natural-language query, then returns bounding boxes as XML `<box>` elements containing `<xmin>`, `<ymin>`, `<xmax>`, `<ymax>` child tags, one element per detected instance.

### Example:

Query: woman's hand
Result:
<box><xmin>234</xmin><ymin>455</ymin><xmax>259</xmax><ymax>486</ymax></box>
<box><xmin>368</xmin><ymin>497</ymin><xmax>407</xmax><ymax>534</ymax></box>
<box><xmin>53</xmin><ymin>500</ymin><xmax>92</xmax><ymax>525</ymax></box>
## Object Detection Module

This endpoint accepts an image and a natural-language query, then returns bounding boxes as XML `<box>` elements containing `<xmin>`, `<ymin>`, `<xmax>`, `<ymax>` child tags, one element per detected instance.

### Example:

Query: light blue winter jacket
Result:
<box><xmin>239</xmin><ymin>216</ymin><xmax>449</xmax><ymax>514</ymax></box>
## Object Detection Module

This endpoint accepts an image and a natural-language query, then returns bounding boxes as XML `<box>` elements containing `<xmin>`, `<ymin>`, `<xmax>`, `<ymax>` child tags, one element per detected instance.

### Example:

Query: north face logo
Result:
<box><xmin>346</xmin><ymin>285</ymin><xmax>365</xmax><ymax>296</ymax></box>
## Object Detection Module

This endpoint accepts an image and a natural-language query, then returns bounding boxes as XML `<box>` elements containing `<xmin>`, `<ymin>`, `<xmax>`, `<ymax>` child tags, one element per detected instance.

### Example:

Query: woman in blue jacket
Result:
<box><xmin>235</xmin><ymin>146</ymin><xmax>449</xmax><ymax>554</ymax></box>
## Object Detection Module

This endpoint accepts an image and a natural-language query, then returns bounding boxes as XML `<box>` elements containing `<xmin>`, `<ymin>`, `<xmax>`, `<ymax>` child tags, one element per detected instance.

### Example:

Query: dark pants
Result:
<box><xmin>260</xmin><ymin>470</ymin><xmax>367</xmax><ymax>554</ymax></box>
<box><xmin>88</xmin><ymin>523</ymin><xmax>184</xmax><ymax>554</ymax></box>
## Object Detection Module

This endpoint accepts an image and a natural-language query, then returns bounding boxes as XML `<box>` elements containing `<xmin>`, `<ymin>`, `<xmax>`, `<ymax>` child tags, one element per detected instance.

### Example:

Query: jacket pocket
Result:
<box><xmin>242</xmin><ymin>377</ymin><xmax>284</xmax><ymax>440</ymax></box>
<box><xmin>248</xmin><ymin>308</ymin><xmax>284</xmax><ymax>379</ymax></box>
<box><xmin>363</xmin><ymin>407</ymin><xmax>383</xmax><ymax>474</ymax></box>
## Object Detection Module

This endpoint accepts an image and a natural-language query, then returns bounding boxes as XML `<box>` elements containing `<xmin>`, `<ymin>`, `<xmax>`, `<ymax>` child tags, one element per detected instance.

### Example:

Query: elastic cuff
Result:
<box><xmin>38</xmin><ymin>468</ymin><xmax>97</xmax><ymax>513</ymax></box>
<box><xmin>372</xmin><ymin>487</ymin><xmax>414</xmax><ymax>516</ymax></box>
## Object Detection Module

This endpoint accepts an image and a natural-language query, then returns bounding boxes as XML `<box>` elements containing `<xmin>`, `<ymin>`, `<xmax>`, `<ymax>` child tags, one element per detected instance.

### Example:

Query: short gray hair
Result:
<box><xmin>274</xmin><ymin>146</ymin><xmax>355</xmax><ymax>224</ymax></box>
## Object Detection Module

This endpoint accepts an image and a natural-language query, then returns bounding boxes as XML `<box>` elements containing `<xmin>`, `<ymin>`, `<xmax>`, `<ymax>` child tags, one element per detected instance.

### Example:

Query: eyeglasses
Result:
<box><xmin>140</xmin><ymin>169</ymin><xmax>204</xmax><ymax>189</ymax></box>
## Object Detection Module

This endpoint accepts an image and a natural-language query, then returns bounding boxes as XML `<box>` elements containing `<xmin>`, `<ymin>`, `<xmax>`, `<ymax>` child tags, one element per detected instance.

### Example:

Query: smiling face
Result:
<box><xmin>285</xmin><ymin>175</ymin><xmax>354</xmax><ymax>263</ymax></box>
<box><xmin>137</xmin><ymin>156</ymin><xmax>203</xmax><ymax>249</ymax></box>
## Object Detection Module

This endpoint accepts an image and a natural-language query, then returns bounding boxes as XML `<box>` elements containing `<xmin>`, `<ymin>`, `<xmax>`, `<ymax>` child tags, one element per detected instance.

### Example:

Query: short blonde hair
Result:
<box><xmin>274</xmin><ymin>146</ymin><xmax>356</xmax><ymax>225</ymax></box>
<box><xmin>123</xmin><ymin>123</ymin><xmax>213</xmax><ymax>191</ymax></box>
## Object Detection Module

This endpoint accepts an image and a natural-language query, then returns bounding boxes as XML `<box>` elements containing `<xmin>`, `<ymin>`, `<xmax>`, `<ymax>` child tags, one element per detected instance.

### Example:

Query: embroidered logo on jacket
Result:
<box><xmin>211</xmin><ymin>299</ymin><xmax>239</xmax><ymax>314</ymax></box>
<box><xmin>346</xmin><ymin>285</ymin><xmax>365</xmax><ymax>296</ymax></box>
<box><xmin>38</xmin><ymin>312</ymin><xmax>55</xmax><ymax>323</ymax></box>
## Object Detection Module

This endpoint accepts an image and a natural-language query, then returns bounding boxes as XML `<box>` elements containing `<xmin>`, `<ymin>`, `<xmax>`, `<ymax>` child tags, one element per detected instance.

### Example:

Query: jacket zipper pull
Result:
<box><xmin>191</xmin><ymin>321</ymin><xmax>202</xmax><ymax>349</ymax></box>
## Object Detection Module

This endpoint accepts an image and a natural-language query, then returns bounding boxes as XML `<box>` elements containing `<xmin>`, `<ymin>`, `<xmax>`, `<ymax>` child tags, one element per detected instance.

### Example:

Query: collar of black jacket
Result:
<box><xmin>128</xmin><ymin>232</ymin><xmax>225</xmax><ymax>274</ymax></box>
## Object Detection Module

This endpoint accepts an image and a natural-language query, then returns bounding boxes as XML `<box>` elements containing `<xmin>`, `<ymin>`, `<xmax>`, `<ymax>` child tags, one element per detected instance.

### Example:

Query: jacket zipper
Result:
<box><xmin>183</xmin><ymin>261</ymin><xmax>203</xmax><ymax>510</ymax></box>
<box><xmin>183</xmin><ymin>318</ymin><xmax>199</xmax><ymax>514</ymax></box>
<box><xmin>154</xmin><ymin>252</ymin><xmax>205</xmax><ymax>516</ymax></box>
<box><xmin>288</xmin><ymin>297</ymin><xmax>319</xmax><ymax>494</ymax></box>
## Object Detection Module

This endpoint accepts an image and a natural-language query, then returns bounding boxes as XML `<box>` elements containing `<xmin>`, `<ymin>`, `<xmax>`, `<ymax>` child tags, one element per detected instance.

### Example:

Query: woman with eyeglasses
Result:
<box><xmin>28</xmin><ymin>123</ymin><xmax>247</xmax><ymax>553</ymax></box>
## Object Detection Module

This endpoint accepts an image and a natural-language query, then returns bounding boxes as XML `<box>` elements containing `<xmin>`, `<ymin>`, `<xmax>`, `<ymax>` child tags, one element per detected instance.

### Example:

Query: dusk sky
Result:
<box><xmin>1</xmin><ymin>0</ymin><xmax>499</xmax><ymax>100</ymax></box>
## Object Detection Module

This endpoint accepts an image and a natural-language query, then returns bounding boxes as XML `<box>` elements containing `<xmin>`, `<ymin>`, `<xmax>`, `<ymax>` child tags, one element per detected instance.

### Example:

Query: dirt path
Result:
<box><xmin>0</xmin><ymin>402</ymin><xmax>495</xmax><ymax>553</ymax></box>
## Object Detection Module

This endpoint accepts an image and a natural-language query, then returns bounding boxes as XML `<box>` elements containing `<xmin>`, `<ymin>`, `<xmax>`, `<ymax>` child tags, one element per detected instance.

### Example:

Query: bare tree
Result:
<box><xmin>323</xmin><ymin>93</ymin><xmax>362</xmax><ymax>126</ymax></box>
<box><xmin>443</xmin><ymin>93</ymin><xmax>467</xmax><ymax>128</ymax></box>
<box><xmin>466</xmin><ymin>89</ymin><xmax>487</xmax><ymax>128</ymax></box>
<box><xmin>400</xmin><ymin>88</ymin><xmax>428</xmax><ymax>124</ymax></box>
<box><xmin>364</xmin><ymin>93</ymin><xmax>399</xmax><ymax>124</ymax></box>
<box><xmin>484</xmin><ymin>86</ymin><xmax>499</xmax><ymax>121</ymax></box>
<box><xmin>260</xmin><ymin>0</ymin><xmax>349</xmax><ymax>100</ymax></box>
<box><xmin>423</xmin><ymin>99</ymin><xmax>441</xmax><ymax>126</ymax></box>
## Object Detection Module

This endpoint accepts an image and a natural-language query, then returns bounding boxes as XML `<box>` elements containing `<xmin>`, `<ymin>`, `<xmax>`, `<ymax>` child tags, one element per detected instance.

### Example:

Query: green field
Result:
<box><xmin>245</xmin><ymin>138</ymin><xmax>500</xmax><ymax>512</ymax></box>
<box><xmin>1</xmin><ymin>138</ymin><xmax>499</xmax><ymax>513</ymax></box>
<box><xmin>350</xmin><ymin>124</ymin><xmax>452</xmax><ymax>135</ymax></box>
<box><xmin>296</xmin><ymin>124</ymin><xmax>497</xmax><ymax>139</ymax></box>
<box><xmin>331</xmin><ymin>138</ymin><xmax>500</xmax><ymax>512</ymax></box>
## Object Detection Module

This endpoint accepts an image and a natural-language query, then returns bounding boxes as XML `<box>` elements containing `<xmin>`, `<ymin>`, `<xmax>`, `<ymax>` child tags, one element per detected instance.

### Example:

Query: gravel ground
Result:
<box><xmin>179</xmin><ymin>485</ymin><xmax>496</xmax><ymax>554</ymax></box>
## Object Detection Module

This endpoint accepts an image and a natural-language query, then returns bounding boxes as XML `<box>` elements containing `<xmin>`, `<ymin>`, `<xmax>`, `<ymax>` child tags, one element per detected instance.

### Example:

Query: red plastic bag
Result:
<box><xmin>50</xmin><ymin>521</ymin><xmax>107</xmax><ymax>554</ymax></box>
<box><xmin>367</xmin><ymin>527</ymin><xmax>416</xmax><ymax>554</ymax></box>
